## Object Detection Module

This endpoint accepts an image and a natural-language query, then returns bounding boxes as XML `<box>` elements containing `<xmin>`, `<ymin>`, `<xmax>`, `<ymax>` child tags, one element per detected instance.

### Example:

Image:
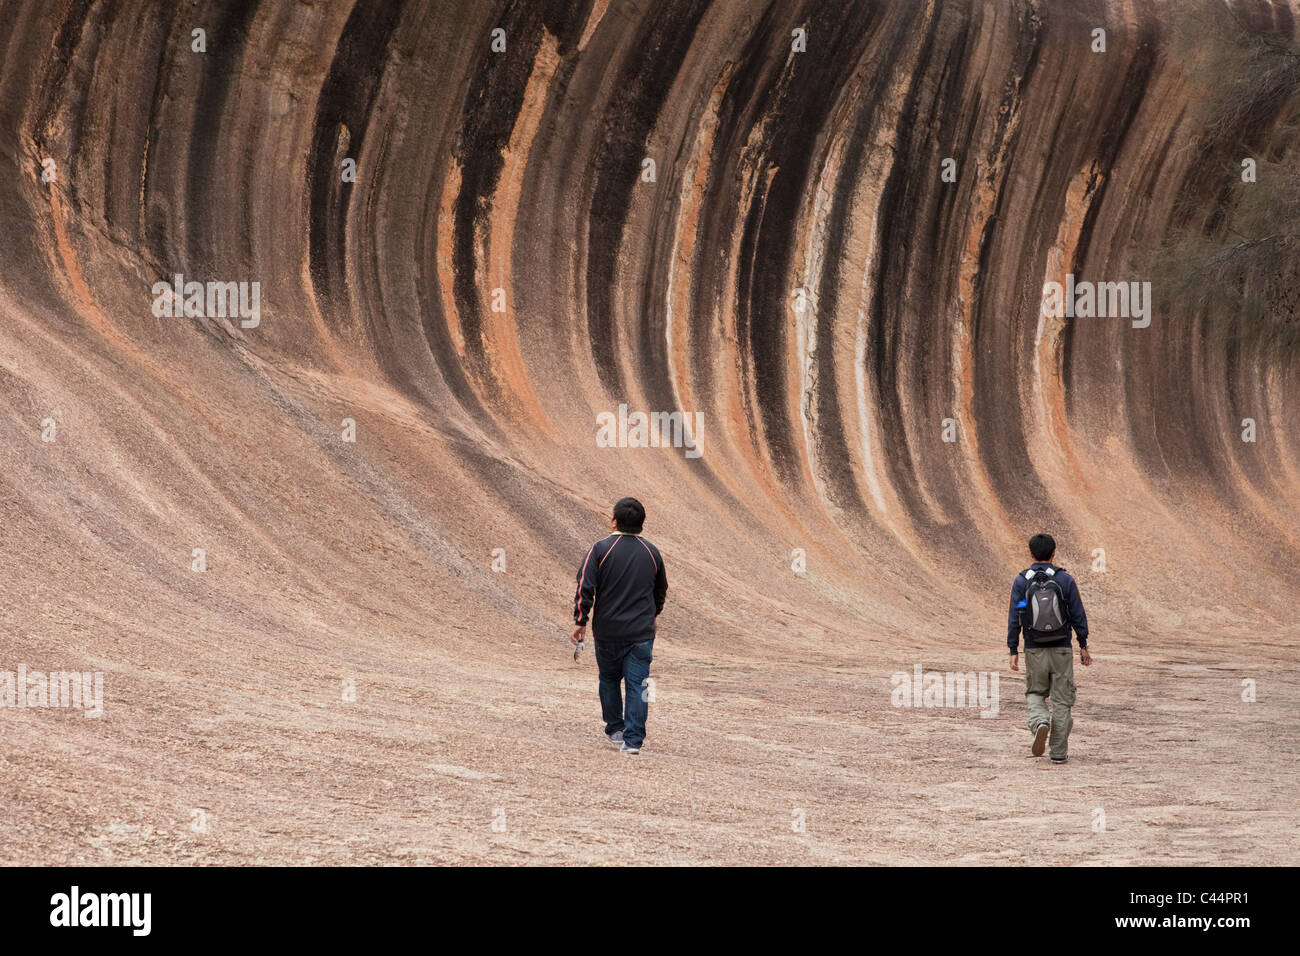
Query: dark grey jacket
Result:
<box><xmin>574</xmin><ymin>533</ymin><xmax>667</xmax><ymax>643</ymax></box>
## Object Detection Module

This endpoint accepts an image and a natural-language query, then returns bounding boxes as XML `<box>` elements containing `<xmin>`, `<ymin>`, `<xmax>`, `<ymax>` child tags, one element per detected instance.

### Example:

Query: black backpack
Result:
<box><xmin>1021</xmin><ymin>566</ymin><xmax>1068</xmax><ymax>635</ymax></box>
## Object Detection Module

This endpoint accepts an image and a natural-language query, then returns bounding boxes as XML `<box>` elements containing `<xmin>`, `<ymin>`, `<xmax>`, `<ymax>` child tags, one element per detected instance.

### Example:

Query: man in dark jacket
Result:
<box><xmin>1008</xmin><ymin>533</ymin><xmax>1093</xmax><ymax>763</ymax></box>
<box><xmin>571</xmin><ymin>497</ymin><xmax>667</xmax><ymax>755</ymax></box>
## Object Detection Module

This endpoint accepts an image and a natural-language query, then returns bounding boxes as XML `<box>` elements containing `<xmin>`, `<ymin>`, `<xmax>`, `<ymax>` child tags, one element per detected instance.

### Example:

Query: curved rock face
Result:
<box><xmin>0</xmin><ymin>2</ymin><xmax>1297</xmax><ymax>863</ymax></box>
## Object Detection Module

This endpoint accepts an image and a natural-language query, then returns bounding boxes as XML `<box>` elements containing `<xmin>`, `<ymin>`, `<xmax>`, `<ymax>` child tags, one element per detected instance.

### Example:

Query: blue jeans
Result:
<box><xmin>595</xmin><ymin>637</ymin><xmax>654</xmax><ymax>747</ymax></box>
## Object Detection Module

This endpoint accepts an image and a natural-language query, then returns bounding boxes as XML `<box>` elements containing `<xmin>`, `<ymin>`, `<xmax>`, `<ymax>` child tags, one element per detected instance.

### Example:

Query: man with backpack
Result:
<box><xmin>571</xmin><ymin>497</ymin><xmax>667</xmax><ymax>755</ymax></box>
<box><xmin>1007</xmin><ymin>533</ymin><xmax>1092</xmax><ymax>763</ymax></box>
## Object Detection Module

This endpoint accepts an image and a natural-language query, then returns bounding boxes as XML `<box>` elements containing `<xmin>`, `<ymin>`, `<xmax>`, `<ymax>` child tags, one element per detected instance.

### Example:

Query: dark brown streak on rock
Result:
<box><xmin>450</xmin><ymin>0</ymin><xmax>547</xmax><ymax>375</ymax></box>
<box><xmin>184</xmin><ymin>0</ymin><xmax>260</xmax><ymax>277</ymax></box>
<box><xmin>585</xmin><ymin>0</ymin><xmax>709</xmax><ymax>399</ymax></box>
<box><xmin>308</xmin><ymin>0</ymin><xmax>409</xmax><ymax>322</ymax></box>
<box><xmin>809</xmin><ymin>6</ymin><xmax>923</xmax><ymax>519</ymax></box>
<box><xmin>869</xmin><ymin>6</ymin><xmax>948</xmax><ymax>524</ymax></box>
<box><xmin>1062</xmin><ymin>14</ymin><xmax>1159</xmax><ymax>401</ymax></box>
<box><xmin>969</xmin><ymin>2</ymin><xmax>1046</xmax><ymax>517</ymax></box>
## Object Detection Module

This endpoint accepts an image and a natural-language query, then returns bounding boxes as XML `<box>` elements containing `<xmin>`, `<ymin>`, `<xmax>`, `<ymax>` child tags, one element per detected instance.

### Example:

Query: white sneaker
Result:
<box><xmin>1031</xmin><ymin>722</ymin><xmax>1049</xmax><ymax>757</ymax></box>
<box><xmin>620</xmin><ymin>742</ymin><xmax>640</xmax><ymax>755</ymax></box>
<box><xmin>606</xmin><ymin>731</ymin><xmax>624</xmax><ymax>745</ymax></box>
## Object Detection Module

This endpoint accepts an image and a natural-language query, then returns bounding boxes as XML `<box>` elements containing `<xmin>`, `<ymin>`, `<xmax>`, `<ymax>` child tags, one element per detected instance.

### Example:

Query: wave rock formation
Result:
<box><xmin>1</xmin><ymin>0</ymin><xmax>1296</xmax><ymax>863</ymax></box>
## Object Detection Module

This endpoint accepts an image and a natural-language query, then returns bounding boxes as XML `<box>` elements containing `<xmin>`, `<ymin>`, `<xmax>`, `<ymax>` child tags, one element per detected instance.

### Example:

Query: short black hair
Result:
<box><xmin>1028</xmin><ymin>533</ymin><xmax>1056</xmax><ymax>562</ymax></box>
<box><xmin>613</xmin><ymin>497</ymin><xmax>645</xmax><ymax>533</ymax></box>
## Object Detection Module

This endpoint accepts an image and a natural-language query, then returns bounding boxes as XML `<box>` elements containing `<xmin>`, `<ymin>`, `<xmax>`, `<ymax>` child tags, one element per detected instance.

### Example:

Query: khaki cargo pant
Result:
<box><xmin>1025</xmin><ymin>646</ymin><xmax>1076</xmax><ymax>759</ymax></box>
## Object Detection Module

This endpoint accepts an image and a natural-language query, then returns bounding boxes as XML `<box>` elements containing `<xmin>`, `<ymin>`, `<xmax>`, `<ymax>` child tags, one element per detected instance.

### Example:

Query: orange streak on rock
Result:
<box><xmin>482</xmin><ymin>32</ymin><xmax>557</xmax><ymax>435</ymax></box>
<box><xmin>438</xmin><ymin>159</ymin><xmax>465</xmax><ymax>357</ymax></box>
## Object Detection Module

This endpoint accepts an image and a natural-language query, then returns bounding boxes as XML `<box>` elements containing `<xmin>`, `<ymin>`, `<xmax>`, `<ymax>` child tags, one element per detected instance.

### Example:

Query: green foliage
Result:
<box><xmin>1151</xmin><ymin>3</ymin><xmax>1300</xmax><ymax>357</ymax></box>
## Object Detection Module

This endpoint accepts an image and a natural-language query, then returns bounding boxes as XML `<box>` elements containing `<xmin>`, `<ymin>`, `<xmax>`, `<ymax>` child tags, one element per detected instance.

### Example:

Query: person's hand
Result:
<box><xmin>1009</xmin><ymin>653</ymin><xmax>1019</xmax><ymax>672</ymax></box>
<box><xmin>570</xmin><ymin>624</ymin><xmax>586</xmax><ymax>646</ymax></box>
<box><xmin>1080</xmin><ymin>647</ymin><xmax>1092</xmax><ymax>666</ymax></box>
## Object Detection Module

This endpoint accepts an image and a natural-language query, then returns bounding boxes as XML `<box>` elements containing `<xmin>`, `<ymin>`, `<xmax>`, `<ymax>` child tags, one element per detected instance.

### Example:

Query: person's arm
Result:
<box><xmin>1007</xmin><ymin>576</ymin><xmax>1025</xmax><ymax>668</ymax></box>
<box><xmin>653</xmin><ymin>551</ymin><xmax>667</xmax><ymax>615</ymax></box>
<box><xmin>572</xmin><ymin>543</ymin><xmax>599</xmax><ymax>643</ymax></box>
<box><xmin>1065</xmin><ymin>575</ymin><xmax>1092</xmax><ymax>664</ymax></box>
<box><xmin>1065</xmin><ymin>576</ymin><xmax>1088</xmax><ymax>646</ymax></box>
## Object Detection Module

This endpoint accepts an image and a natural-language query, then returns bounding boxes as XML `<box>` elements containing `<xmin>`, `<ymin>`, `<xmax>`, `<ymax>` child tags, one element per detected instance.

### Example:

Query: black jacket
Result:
<box><xmin>573</xmin><ymin>532</ymin><xmax>667</xmax><ymax>643</ymax></box>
